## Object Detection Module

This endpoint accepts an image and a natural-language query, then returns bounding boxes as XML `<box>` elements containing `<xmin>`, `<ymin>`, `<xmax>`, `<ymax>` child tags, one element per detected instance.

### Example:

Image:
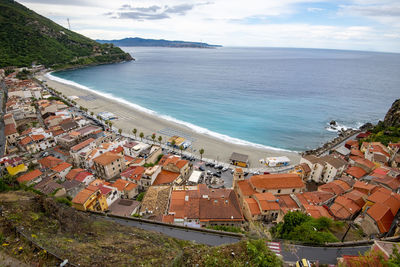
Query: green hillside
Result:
<box><xmin>0</xmin><ymin>0</ymin><xmax>132</xmax><ymax>69</ymax></box>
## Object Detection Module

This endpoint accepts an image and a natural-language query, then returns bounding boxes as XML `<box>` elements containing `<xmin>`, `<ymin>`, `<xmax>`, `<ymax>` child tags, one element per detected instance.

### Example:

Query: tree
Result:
<box><xmin>132</xmin><ymin>128</ymin><xmax>137</xmax><ymax>139</ymax></box>
<box><xmin>139</xmin><ymin>132</ymin><xmax>144</xmax><ymax>141</ymax></box>
<box><xmin>151</xmin><ymin>133</ymin><xmax>156</xmax><ymax>144</ymax></box>
<box><xmin>118</xmin><ymin>129</ymin><xmax>122</xmax><ymax>135</ymax></box>
<box><xmin>199</xmin><ymin>148</ymin><xmax>204</xmax><ymax>161</ymax></box>
<box><xmin>179</xmin><ymin>145</ymin><xmax>184</xmax><ymax>156</ymax></box>
<box><xmin>171</xmin><ymin>140</ymin><xmax>176</xmax><ymax>151</ymax></box>
<box><xmin>158</xmin><ymin>135</ymin><xmax>162</xmax><ymax>145</ymax></box>
<box><xmin>136</xmin><ymin>192</ymin><xmax>145</xmax><ymax>202</ymax></box>
<box><xmin>90</xmin><ymin>111</ymin><xmax>94</xmax><ymax>116</ymax></box>
<box><xmin>246</xmin><ymin>239</ymin><xmax>283</xmax><ymax>267</ymax></box>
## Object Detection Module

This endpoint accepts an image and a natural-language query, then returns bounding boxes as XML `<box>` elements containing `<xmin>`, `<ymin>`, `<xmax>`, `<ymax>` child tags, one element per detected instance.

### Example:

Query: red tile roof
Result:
<box><xmin>19</xmin><ymin>136</ymin><xmax>33</xmax><ymax>146</ymax></box>
<box><xmin>318</xmin><ymin>180</ymin><xmax>351</xmax><ymax>195</ymax></box>
<box><xmin>4</xmin><ymin>124</ymin><xmax>17</xmax><ymax>136</ymax></box>
<box><xmin>31</xmin><ymin>134</ymin><xmax>45</xmax><ymax>141</ymax></box>
<box><xmin>345</xmin><ymin>166</ymin><xmax>367</xmax><ymax>179</ymax></box>
<box><xmin>93</xmin><ymin>152</ymin><xmax>121</xmax><ymax>166</ymax></box>
<box><xmin>120</xmin><ymin>166</ymin><xmax>145</xmax><ymax>181</ymax></box>
<box><xmin>304</xmin><ymin>204</ymin><xmax>332</xmax><ymax>219</ymax></box>
<box><xmin>17</xmin><ymin>169</ymin><xmax>42</xmax><ymax>183</ymax></box>
<box><xmin>153</xmin><ymin>170</ymin><xmax>180</xmax><ymax>185</ymax></box>
<box><xmin>38</xmin><ymin>156</ymin><xmax>63</xmax><ymax>169</ymax></box>
<box><xmin>350</xmin><ymin>156</ymin><xmax>375</xmax><ymax>170</ymax></box>
<box><xmin>249</xmin><ymin>173</ymin><xmax>304</xmax><ymax>190</ymax></box>
<box><xmin>74</xmin><ymin>171</ymin><xmax>93</xmax><ymax>183</ymax></box>
<box><xmin>66</xmin><ymin>168</ymin><xmax>85</xmax><ymax>180</ymax></box>
<box><xmin>236</xmin><ymin>180</ymin><xmax>256</xmax><ymax>197</ymax></box>
<box><xmin>367</xmin><ymin>203</ymin><xmax>394</xmax><ymax>233</ymax></box>
<box><xmin>245</xmin><ymin>198</ymin><xmax>261</xmax><ymax>216</ymax></box>
<box><xmin>51</xmin><ymin>162</ymin><xmax>72</xmax><ymax>172</ymax></box>
<box><xmin>70</xmin><ymin>138</ymin><xmax>95</xmax><ymax>152</ymax></box>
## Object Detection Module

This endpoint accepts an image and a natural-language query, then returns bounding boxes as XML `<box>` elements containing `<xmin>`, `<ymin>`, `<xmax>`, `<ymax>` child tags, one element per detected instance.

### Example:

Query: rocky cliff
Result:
<box><xmin>383</xmin><ymin>99</ymin><xmax>400</xmax><ymax>127</ymax></box>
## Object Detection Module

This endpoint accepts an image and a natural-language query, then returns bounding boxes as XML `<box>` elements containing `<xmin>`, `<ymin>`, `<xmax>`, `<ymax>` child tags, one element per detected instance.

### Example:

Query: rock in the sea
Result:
<box><xmin>330</xmin><ymin>120</ymin><xmax>337</xmax><ymax>126</ymax></box>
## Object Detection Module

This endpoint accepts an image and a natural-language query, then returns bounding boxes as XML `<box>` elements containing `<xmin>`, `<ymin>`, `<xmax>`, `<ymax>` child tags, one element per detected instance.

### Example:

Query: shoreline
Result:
<box><xmin>38</xmin><ymin>71</ymin><xmax>301</xmax><ymax>167</ymax></box>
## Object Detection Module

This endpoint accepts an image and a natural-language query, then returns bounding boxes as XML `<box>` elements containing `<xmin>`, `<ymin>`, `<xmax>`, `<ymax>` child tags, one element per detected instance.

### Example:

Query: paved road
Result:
<box><xmin>281</xmin><ymin>243</ymin><xmax>371</xmax><ymax>264</ymax></box>
<box><xmin>0</xmin><ymin>81</ymin><xmax>6</xmax><ymax>156</ymax></box>
<box><xmin>97</xmin><ymin>215</ymin><xmax>242</xmax><ymax>246</ymax></box>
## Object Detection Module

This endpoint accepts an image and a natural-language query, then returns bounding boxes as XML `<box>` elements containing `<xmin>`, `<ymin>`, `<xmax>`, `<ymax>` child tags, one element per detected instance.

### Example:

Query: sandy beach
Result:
<box><xmin>40</xmin><ymin>73</ymin><xmax>300</xmax><ymax>167</ymax></box>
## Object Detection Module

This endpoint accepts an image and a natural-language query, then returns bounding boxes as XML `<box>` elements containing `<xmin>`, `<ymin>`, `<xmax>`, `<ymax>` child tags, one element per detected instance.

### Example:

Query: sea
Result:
<box><xmin>50</xmin><ymin>47</ymin><xmax>400</xmax><ymax>152</ymax></box>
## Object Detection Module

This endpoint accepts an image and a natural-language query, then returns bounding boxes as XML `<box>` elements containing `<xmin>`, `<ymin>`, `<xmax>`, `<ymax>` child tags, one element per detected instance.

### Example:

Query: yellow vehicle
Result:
<box><xmin>296</xmin><ymin>258</ymin><xmax>311</xmax><ymax>267</ymax></box>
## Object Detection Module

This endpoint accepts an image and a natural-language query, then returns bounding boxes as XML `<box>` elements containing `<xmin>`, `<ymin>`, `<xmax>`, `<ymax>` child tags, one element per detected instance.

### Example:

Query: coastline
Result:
<box><xmin>39</xmin><ymin>71</ymin><xmax>301</xmax><ymax>167</ymax></box>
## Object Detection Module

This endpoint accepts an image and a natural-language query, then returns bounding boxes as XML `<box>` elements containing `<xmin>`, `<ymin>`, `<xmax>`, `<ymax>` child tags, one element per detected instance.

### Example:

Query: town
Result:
<box><xmin>1</xmin><ymin>67</ymin><xmax>400</xmax><ymax>266</ymax></box>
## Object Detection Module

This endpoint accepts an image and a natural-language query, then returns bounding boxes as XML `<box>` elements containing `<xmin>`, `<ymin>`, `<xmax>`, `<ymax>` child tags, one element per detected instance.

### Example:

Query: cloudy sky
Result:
<box><xmin>19</xmin><ymin>0</ymin><xmax>400</xmax><ymax>52</ymax></box>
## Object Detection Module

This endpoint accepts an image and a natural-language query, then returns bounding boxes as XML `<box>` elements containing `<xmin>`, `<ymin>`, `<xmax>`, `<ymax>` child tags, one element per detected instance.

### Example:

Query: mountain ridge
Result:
<box><xmin>0</xmin><ymin>0</ymin><xmax>133</xmax><ymax>69</ymax></box>
<box><xmin>97</xmin><ymin>37</ymin><xmax>222</xmax><ymax>48</ymax></box>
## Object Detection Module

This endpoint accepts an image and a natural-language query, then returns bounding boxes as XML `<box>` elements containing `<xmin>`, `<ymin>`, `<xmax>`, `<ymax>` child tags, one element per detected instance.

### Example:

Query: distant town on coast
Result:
<box><xmin>1</xmin><ymin>0</ymin><xmax>400</xmax><ymax>266</ymax></box>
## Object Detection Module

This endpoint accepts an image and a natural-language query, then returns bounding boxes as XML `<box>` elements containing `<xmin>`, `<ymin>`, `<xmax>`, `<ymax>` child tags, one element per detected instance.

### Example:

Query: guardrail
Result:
<box><xmin>86</xmin><ymin>210</ymin><xmax>245</xmax><ymax>239</ymax></box>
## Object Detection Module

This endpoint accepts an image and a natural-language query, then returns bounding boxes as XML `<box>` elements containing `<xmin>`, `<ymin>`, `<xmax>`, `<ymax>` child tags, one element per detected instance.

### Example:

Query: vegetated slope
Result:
<box><xmin>97</xmin><ymin>37</ymin><xmax>222</xmax><ymax>48</ymax></box>
<box><xmin>0</xmin><ymin>191</ymin><xmax>282</xmax><ymax>267</ymax></box>
<box><xmin>0</xmin><ymin>0</ymin><xmax>132</xmax><ymax>68</ymax></box>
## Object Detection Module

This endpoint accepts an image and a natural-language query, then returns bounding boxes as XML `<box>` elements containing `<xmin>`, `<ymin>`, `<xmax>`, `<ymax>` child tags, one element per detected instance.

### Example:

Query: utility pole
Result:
<box><xmin>67</xmin><ymin>18</ymin><xmax>71</xmax><ymax>30</ymax></box>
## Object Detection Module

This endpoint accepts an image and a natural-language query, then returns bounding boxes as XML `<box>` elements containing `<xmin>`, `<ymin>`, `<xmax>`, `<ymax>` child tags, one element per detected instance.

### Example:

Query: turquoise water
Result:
<box><xmin>51</xmin><ymin>47</ymin><xmax>400</xmax><ymax>151</ymax></box>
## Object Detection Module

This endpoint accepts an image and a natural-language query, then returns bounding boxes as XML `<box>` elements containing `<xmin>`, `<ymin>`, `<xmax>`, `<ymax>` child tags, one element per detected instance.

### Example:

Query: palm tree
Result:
<box><xmin>171</xmin><ymin>140</ymin><xmax>176</xmax><ymax>151</ymax></box>
<box><xmin>132</xmin><ymin>128</ymin><xmax>137</xmax><ymax>139</ymax></box>
<box><xmin>158</xmin><ymin>136</ymin><xmax>162</xmax><ymax>146</ymax></box>
<box><xmin>199</xmin><ymin>148</ymin><xmax>204</xmax><ymax>161</ymax></box>
<box><xmin>151</xmin><ymin>133</ymin><xmax>156</xmax><ymax>144</ymax></box>
<box><xmin>139</xmin><ymin>132</ymin><xmax>144</xmax><ymax>141</ymax></box>
<box><xmin>179</xmin><ymin>145</ymin><xmax>184</xmax><ymax>156</ymax></box>
<box><xmin>118</xmin><ymin>128</ymin><xmax>122</xmax><ymax>135</ymax></box>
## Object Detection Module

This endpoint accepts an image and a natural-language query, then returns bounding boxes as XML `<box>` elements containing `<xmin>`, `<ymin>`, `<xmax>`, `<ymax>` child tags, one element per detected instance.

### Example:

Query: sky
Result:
<box><xmin>19</xmin><ymin>0</ymin><xmax>400</xmax><ymax>52</ymax></box>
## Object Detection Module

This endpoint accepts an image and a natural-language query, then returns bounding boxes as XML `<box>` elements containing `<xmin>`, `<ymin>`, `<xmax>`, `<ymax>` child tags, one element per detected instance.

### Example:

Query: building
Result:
<box><xmin>71</xmin><ymin>187</ymin><xmax>108</xmax><ymax>212</ymax></box>
<box><xmin>4</xmin><ymin>123</ymin><xmax>19</xmax><ymax>145</ymax></box>
<box><xmin>167</xmin><ymin>184</ymin><xmax>244</xmax><ymax>227</ymax></box>
<box><xmin>139</xmin><ymin>185</ymin><xmax>171</xmax><ymax>221</ymax></box>
<box><xmin>93</xmin><ymin>152</ymin><xmax>126</xmax><ymax>180</ymax></box>
<box><xmin>111</xmin><ymin>179</ymin><xmax>139</xmax><ymax>199</ymax></box>
<box><xmin>16</xmin><ymin>169</ymin><xmax>43</xmax><ymax>185</ymax></box>
<box><xmin>230</xmin><ymin>152</ymin><xmax>249</xmax><ymax>167</ymax></box>
<box><xmin>300</xmin><ymin>155</ymin><xmax>347</xmax><ymax>183</ymax></box>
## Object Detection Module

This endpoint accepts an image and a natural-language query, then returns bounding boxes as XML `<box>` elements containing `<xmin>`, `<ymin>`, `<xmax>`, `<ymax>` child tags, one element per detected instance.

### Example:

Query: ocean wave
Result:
<box><xmin>45</xmin><ymin>72</ymin><xmax>295</xmax><ymax>153</ymax></box>
<box><xmin>325</xmin><ymin>121</ymin><xmax>361</xmax><ymax>132</ymax></box>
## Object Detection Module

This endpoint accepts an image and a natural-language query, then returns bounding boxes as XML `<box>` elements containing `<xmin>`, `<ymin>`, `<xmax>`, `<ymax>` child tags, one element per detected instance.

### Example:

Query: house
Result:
<box><xmin>144</xmin><ymin>145</ymin><xmax>162</xmax><ymax>164</ymax></box>
<box><xmin>153</xmin><ymin>170</ymin><xmax>181</xmax><ymax>185</ymax></box>
<box><xmin>303</xmin><ymin>204</ymin><xmax>333</xmax><ymax>219</ymax></box>
<box><xmin>300</xmin><ymin>155</ymin><xmax>347</xmax><ymax>183</ymax></box>
<box><xmin>34</xmin><ymin>176</ymin><xmax>66</xmax><ymax>196</ymax></box>
<box><xmin>6</xmin><ymin>163</ymin><xmax>27</xmax><ymax>176</ymax></box>
<box><xmin>71</xmin><ymin>187</ymin><xmax>108</xmax><ymax>212</ymax></box>
<box><xmin>332</xmin><ymin>146</ymin><xmax>351</xmax><ymax>159</ymax></box>
<box><xmin>318</xmin><ymin>179</ymin><xmax>351</xmax><ymax>196</ymax></box>
<box><xmin>296</xmin><ymin>191</ymin><xmax>336</xmax><ymax>206</ymax></box>
<box><xmin>93</xmin><ymin>151</ymin><xmax>126</xmax><ymax>180</ymax></box>
<box><xmin>329</xmin><ymin>190</ymin><xmax>366</xmax><ymax>220</ymax></box>
<box><xmin>276</xmin><ymin>194</ymin><xmax>302</xmax><ymax>215</ymax></box>
<box><xmin>65</xmin><ymin>168</ymin><xmax>85</xmax><ymax>181</ymax></box>
<box><xmin>120</xmin><ymin>166</ymin><xmax>145</xmax><ymax>183</ymax></box>
<box><xmin>167</xmin><ymin>184</ymin><xmax>244</xmax><ymax>227</ymax></box>
<box><xmin>111</xmin><ymin>179</ymin><xmax>139</xmax><ymax>199</ymax></box>
<box><xmin>230</xmin><ymin>152</ymin><xmax>249</xmax><ymax>167</ymax></box>
<box><xmin>247</xmin><ymin>173</ymin><xmax>305</xmax><ymax>195</ymax></box>
<box><xmin>139</xmin><ymin>185</ymin><xmax>171</xmax><ymax>221</ymax></box>
<box><xmin>141</xmin><ymin>165</ymin><xmax>161</xmax><ymax>188</ymax></box>
<box><xmin>74</xmin><ymin>171</ymin><xmax>95</xmax><ymax>185</ymax></box>
<box><xmin>291</xmin><ymin>163</ymin><xmax>311</xmax><ymax>180</ymax></box>
<box><xmin>16</xmin><ymin>169</ymin><xmax>43</xmax><ymax>185</ymax></box>
<box><xmin>159</xmin><ymin>155</ymin><xmax>190</xmax><ymax>179</ymax></box>
<box><xmin>250</xmin><ymin>193</ymin><xmax>280</xmax><ymax>222</ymax></box>
<box><xmin>350</xmin><ymin>156</ymin><xmax>376</xmax><ymax>173</ymax></box>
<box><xmin>38</xmin><ymin>156</ymin><xmax>63</xmax><ymax>170</ymax></box>
<box><xmin>107</xmin><ymin>199</ymin><xmax>141</xmax><ymax>217</ymax></box>
<box><xmin>345</xmin><ymin>166</ymin><xmax>367</xmax><ymax>180</ymax></box>
<box><xmin>345</xmin><ymin>139</ymin><xmax>359</xmax><ymax>150</ymax></box>
<box><xmin>4</xmin><ymin>123</ymin><xmax>19</xmax><ymax>145</ymax></box>
<box><xmin>61</xmin><ymin>180</ymin><xmax>85</xmax><ymax>199</ymax></box>
<box><xmin>70</xmin><ymin>138</ymin><xmax>96</xmax><ymax>165</ymax></box>
<box><xmin>51</xmin><ymin>162</ymin><xmax>72</xmax><ymax>179</ymax></box>
<box><xmin>352</xmin><ymin>181</ymin><xmax>378</xmax><ymax>196</ymax></box>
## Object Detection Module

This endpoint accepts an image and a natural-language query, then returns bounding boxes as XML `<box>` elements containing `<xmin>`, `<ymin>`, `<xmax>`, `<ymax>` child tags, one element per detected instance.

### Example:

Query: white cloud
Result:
<box><xmin>18</xmin><ymin>0</ymin><xmax>400</xmax><ymax>52</ymax></box>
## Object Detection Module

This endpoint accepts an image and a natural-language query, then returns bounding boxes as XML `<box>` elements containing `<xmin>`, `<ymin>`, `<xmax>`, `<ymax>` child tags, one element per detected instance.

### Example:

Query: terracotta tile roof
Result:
<box><xmin>153</xmin><ymin>170</ymin><xmax>180</xmax><ymax>185</ymax></box>
<box><xmin>245</xmin><ymin>198</ymin><xmax>261</xmax><ymax>216</ymax></box>
<box><xmin>367</xmin><ymin>203</ymin><xmax>394</xmax><ymax>233</ymax></box>
<box><xmin>345</xmin><ymin>140</ymin><xmax>359</xmax><ymax>149</ymax></box>
<box><xmin>93</xmin><ymin>152</ymin><xmax>122</xmax><ymax>166</ymax></box>
<box><xmin>140</xmin><ymin>185</ymin><xmax>171</xmax><ymax>218</ymax></box>
<box><xmin>72</xmin><ymin>188</ymin><xmax>96</xmax><ymax>205</ymax></box>
<box><xmin>112</xmin><ymin>179</ymin><xmax>130</xmax><ymax>191</ymax></box>
<box><xmin>162</xmin><ymin>214</ymin><xmax>175</xmax><ymax>224</ymax></box>
<box><xmin>17</xmin><ymin>169</ymin><xmax>42</xmax><ymax>183</ymax></box>
<box><xmin>372</xmin><ymin>176</ymin><xmax>400</xmax><ymax>191</ymax></box>
<box><xmin>304</xmin><ymin>204</ymin><xmax>332</xmax><ymax>219</ymax></box>
<box><xmin>111</xmin><ymin>146</ymin><xmax>124</xmax><ymax>154</ymax></box>
<box><xmin>299</xmin><ymin>191</ymin><xmax>335</xmax><ymax>205</ymax></box>
<box><xmin>249</xmin><ymin>173</ymin><xmax>304</xmax><ymax>190</ymax></box>
<box><xmin>124</xmin><ymin>155</ymin><xmax>135</xmax><ymax>162</ymax></box>
<box><xmin>65</xmin><ymin>168</ymin><xmax>85</xmax><ymax>180</ymax></box>
<box><xmin>299</xmin><ymin>163</ymin><xmax>311</xmax><ymax>173</ymax></box>
<box><xmin>175</xmin><ymin>159</ymin><xmax>189</xmax><ymax>169</ymax></box>
<box><xmin>125</xmin><ymin>183</ymin><xmax>137</xmax><ymax>191</ymax></box>
<box><xmin>4</xmin><ymin>124</ymin><xmax>17</xmax><ymax>136</ymax></box>
<box><xmin>350</xmin><ymin>156</ymin><xmax>375</xmax><ymax>170</ymax></box>
<box><xmin>321</xmin><ymin>155</ymin><xmax>347</xmax><ymax>169</ymax></box>
<box><xmin>98</xmin><ymin>184</ymin><xmax>112</xmax><ymax>195</ymax></box>
<box><xmin>19</xmin><ymin>136</ymin><xmax>33</xmax><ymax>146</ymax></box>
<box><xmin>51</xmin><ymin>162</ymin><xmax>72</xmax><ymax>172</ymax></box>
<box><xmin>345</xmin><ymin>166</ymin><xmax>367</xmax><ymax>179</ymax></box>
<box><xmin>253</xmin><ymin>193</ymin><xmax>280</xmax><ymax>211</ymax></box>
<box><xmin>38</xmin><ymin>156</ymin><xmax>63</xmax><ymax>169</ymax></box>
<box><xmin>74</xmin><ymin>171</ymin><xmax>93</xmax><ymax>183</ymax></box>
<box><xmin>70</xmin><ymin>138</ymin><xmax>95</xmax><ymax>152</ymax></box>
<box><xmin>121</xmin><ymin>166</ymin><xmax>145</xmax><ymax>181</ymax></box>
<box><xmin>318</xmin><ymin>179</ymin><xmax>350</xmax><ymax>195</ymax></box>
<box><xmin>330</xmin><ymin>190</ymin><xmax>366</xmax><ymax>219</ymax></box>
<box><xmin>353</xmin><ymin>181</ymin><xmax>377</xmax><ymax>195</ymax></box>
<box><xmin>199</xmin><ymin>190</ymin><xmax>243</xmax><ymax>221</ymax></box>
<box><xmin>31</xmin><ymin>134</ymin><xmax>45</xmax><ymax>141</ymax></box>
<box><xmin>236</xmin><ymin>180</ymin><xmax>256</xmax><ymax>197</ymax></box>
<box><xmin>350</xmin><ymin>149</ymin><xmax>364</xmax><ymax>158</ymax></box>
<box><xmin>277</xmin><ymin>194</ymin><xmax>302</xmax><ymax>213</ymax></box>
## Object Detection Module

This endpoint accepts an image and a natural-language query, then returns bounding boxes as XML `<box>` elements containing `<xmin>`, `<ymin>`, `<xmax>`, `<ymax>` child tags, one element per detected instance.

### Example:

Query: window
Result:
<box><xmin>292</xmin><ymin>189</ymin><xmax>295</xmax><ymax>193</ymax></box>
<box><xmin>277</xmin><ymin>190</ymin><xmax>281</xmax><ymax>193</ymax></box>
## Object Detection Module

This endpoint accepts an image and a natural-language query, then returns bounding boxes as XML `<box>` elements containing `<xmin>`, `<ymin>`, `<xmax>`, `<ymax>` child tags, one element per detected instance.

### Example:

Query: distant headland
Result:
<box><xmin>96</xmin><ymin>37</ymin><xmax>222</xmax><ymax>48</ymax></box>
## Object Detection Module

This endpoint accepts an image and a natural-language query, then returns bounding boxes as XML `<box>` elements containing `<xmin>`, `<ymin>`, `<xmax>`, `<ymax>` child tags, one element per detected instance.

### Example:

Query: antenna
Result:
<box><xmin>67</xmin><ymin>18</ymin><xmax>71</xmax><ymax>30</ymax></box>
